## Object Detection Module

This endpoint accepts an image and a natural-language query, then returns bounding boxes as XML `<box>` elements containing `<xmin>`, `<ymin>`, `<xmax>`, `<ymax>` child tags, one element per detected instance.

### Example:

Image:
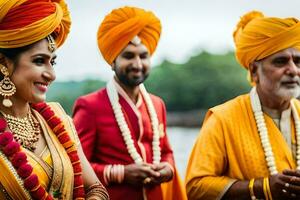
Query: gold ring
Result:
<box><xmin>143</xmin><ymin>177</ymin><xmax>151</xmax><ymax>184</ymax></box>
<box><xmin>285</xmin><ymin>183</ymin><xmax>290</xmax><ymax>188</ymax></box>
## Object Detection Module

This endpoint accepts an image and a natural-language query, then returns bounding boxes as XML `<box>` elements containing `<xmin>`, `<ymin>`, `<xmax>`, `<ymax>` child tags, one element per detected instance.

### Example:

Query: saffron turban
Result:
<box><xmin>233</xmin><ymin>11</ymin><xmax>300</xmax><ymax>69</ymax></box>
<box><xmin>97</xmin><ymin>6</ymin><xmax>161</xmax><ymax>65</ymax></box>
<box><xmin>0</xmin><ymin>0</ymin><xmax>71</xmax><ymax>49</ymax></box>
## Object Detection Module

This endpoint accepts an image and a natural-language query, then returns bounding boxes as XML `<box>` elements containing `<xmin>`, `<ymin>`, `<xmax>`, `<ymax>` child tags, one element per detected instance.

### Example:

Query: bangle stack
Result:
<box><xmin>103</xmin><ymin>164</ymin><xmax>124</xmax><ymax>185</ymax></box>
<box><xmin>249</xmin><ymin>178</ymin><xmax>257</xmax><ymax>200</ymax></box>
<box><xmin>86</xmin><ymin>182</ymin><xmax>109</xmax><ymax>200</ymax></box>
<box><xmin>263</xmin><ymin>178</ymin><xmax>273</xmax><ymax>200</ymax></box>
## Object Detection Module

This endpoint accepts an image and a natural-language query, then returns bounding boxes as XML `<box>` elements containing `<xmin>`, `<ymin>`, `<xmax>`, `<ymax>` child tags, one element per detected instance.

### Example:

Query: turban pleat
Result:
<box><xmin>0</xmin><ymin>0</ymin><xmax>71</xmax><ymax>49</ymax></box>
<box><xmin>97</xmin><ymin>6</ymin><xmax>161</xmax><ymax>65</ymax></box>
<box><xmin>233</xmin><ymin>11</ymin><xmax>300</xmax><ymax>69</ymax></box>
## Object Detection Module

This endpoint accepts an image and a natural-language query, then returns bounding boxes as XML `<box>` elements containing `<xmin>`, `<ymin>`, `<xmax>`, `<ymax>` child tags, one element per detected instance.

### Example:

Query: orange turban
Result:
<box><xmin>97</xmin><ymin>6</ymin><xmax>161</xmax><ymax>65</ymax></box>
<box><xmin>233</xmin><ymin>11</ymin><xmax>300</xmax><ymax>69</ymax></box>
<box><xmin>0</xmin><ymin>0</ymin><xmax>71</xmax><ymax>49</ymax></box>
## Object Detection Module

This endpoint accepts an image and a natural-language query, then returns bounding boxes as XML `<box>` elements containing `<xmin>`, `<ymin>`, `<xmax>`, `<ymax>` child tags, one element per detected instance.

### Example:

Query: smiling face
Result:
<box><xmin>112</xmin><ymin>43</ymin><xmax>151</xmax><ymax>88</ymax></box>
<box><xmin>6</xmin><ymin>39</ymin><xmax>56</xmax><ymax>104</ymax></box>
<box><xmin>251</xmin><ymin>48</ymin><xmax>300</xmax><ymax>108</ymax></box>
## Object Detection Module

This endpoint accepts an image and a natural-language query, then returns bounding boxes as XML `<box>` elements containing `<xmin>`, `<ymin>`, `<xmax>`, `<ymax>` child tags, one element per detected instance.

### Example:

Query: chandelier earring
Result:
<box><xmin>0</xmin><ymin>64</ymin><xmax>16</xmax><ymax>107</ymax></box>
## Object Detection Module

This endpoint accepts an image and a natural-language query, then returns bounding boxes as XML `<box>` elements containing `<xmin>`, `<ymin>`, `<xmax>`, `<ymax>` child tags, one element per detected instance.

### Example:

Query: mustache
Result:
<box><xmin>281</xmin><ymin>76</ymin><xmax>300</xmax><ymax>84</ymax></box>
<box><xmin>125</xmin><ymin>66</ymin><xmax>145</xmax><ymax>73</ymax></box>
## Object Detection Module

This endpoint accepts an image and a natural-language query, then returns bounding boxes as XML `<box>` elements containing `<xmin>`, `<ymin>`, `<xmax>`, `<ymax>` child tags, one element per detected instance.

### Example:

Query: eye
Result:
<box><xmin>50</xmin><ymin>59</ymin><xmax>57</xmax><ymax>66</ymax></box>
<box><xmin>33</xmin><ymin>57</ymin><xmax>45</xmax><ymax>65</ymax></box>
<box><xmin>140</xmin><ymin>52</ymin><xmax>149</xmax><ymax>59</ymax></box>
<box><xmin>272</xmin><ymin>57</ymin><xmax>289</xmax><ymax>67</ymax></box>
<box><xmin>293</xmin><ymin>57</ymin><xmax>300</xmax><ymax>67</ymax></box>
<box><xmin>122</xmin><ymin>52</ymin><xmax>135</xmax><ymax>59</ymax></box>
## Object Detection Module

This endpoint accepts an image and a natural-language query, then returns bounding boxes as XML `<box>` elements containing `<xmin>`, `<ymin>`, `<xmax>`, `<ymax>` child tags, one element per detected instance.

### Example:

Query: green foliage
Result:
<box><xmin>145</xmin><ymin>51</ymin><xmax>250</xmax><ymax>111</ymax></box>
<box><xmin>47</xmin><ymin>51</ymin><xmax>250</xmax><ymax>114</ymax></box>
<box><xmin>46</xmin><ymin>80</ymin><xmax>105</xmax><ymax>114</ymax></box>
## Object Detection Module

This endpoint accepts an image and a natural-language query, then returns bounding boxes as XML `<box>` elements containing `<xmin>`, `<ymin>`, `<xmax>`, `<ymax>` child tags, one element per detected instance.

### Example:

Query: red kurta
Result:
<box><xmin>73</xmin><ymin>86</ymin><xmax>175</xmax><ymax>200</ymax></box>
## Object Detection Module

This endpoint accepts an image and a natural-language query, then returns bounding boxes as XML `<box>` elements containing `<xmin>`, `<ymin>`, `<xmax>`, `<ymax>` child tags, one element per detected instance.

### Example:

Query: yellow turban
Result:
<box><xmin>97</xmin><ymin>6</ymin><xmax>161</xmax><ymax>65</ymax></box>
<box><xmin>0</xmin><ymin>0</ymin><xmax>71</xmax><ymax>49</ymax></box>
<box><xmin>233</xmin><ymin>11</ymin><xmax>300</xmax><ymax>69</ymax></box>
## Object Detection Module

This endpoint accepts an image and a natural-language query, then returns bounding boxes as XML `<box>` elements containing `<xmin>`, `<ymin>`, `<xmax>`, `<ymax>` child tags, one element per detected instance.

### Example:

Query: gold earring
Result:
<box><xmin>0</xmin><ymin>64</ymin><xmax>16</xmax><ymax>107</ymax></box>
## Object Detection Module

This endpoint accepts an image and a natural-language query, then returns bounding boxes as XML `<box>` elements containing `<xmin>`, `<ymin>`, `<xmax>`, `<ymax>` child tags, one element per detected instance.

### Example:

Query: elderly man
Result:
<box><xmin>73</xmin><ymin>6</ymin><xmax>186</xmax><ymax>200</ymax></box>
<box><xmin>186</xmin><ymin>11</ymin><xmax>300</xmax><ymax>200</ymax></box>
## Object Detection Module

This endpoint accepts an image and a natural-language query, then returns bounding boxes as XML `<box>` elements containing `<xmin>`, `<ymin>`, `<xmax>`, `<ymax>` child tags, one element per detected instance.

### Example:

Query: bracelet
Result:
<box><xmin>249</xmin><ymin>178</ymin><xmax>257</xmax><ymax>200</ymax></box>
<box><xmin>263</xmin><ymin>178</ymin><xmax>269</xmax><ymax>200</ymax></box>
<box><xmin>86</xmin><ymin>182</ymin><xmax>109</xmax><ymax>200</ymax></box>
<box><xmin>265</xmin><ymin>178</ymin><xmax>273</xmax><ymax>200</ymax></box>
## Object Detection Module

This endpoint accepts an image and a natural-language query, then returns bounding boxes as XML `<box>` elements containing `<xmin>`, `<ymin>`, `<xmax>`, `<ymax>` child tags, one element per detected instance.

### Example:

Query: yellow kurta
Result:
<box><xmin>185</xmin><ymin>94</ymin><xmax>298</xmax><ymax>200</ymax></box>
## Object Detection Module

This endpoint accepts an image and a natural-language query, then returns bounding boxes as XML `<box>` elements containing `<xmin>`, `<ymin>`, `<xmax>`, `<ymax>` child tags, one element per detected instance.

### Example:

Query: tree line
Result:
<box><xmin>47</xmin><ymin>51</ymin><xmax>251</xmax><ymax>115</ymax></box>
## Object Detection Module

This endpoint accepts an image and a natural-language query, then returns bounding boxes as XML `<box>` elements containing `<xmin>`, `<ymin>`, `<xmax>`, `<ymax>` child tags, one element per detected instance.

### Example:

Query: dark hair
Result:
<box><xmin>0</xmin><ymin>33</ymin><xmax>57</xmax><ymax>65</ymax></box>
<box><xmin>0</xmin><ymin>43</ymin><xmax>35</xmax><ymax>65</ymax></box>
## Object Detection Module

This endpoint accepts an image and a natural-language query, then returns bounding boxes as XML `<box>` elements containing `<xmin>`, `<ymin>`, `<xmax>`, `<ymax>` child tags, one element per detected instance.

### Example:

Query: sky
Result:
<box><xmin>55</xmin><ymin>0</ymin><xmax>300</xmax><ymax>81</ymax></box>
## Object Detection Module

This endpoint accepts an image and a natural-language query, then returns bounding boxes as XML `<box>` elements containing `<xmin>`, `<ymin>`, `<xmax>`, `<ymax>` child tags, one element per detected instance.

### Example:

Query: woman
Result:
<box><xmin>0</xmin><ymin>0</ymin><xmax>108</xmax><ymax>199</ymax></box>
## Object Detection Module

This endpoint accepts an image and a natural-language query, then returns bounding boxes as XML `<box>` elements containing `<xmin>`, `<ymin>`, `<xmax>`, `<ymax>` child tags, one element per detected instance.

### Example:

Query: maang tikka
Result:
<box><xmin>0</xmin><ymin>64</ymin><xmax>16</xmax><ymax>107</ymax></box>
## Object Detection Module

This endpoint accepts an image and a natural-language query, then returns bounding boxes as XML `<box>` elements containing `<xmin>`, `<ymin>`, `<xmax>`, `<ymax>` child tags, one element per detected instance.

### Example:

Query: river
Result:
<box><xmin>167</xmin><ymin>127</ymin><xmax>199</xmax><ymax>179</ymax></box>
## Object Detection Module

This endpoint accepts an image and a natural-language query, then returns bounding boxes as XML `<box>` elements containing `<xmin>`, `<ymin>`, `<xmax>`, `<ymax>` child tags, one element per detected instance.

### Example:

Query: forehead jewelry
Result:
<box><xmin>130</xmin><ymin>36</ymin><xmax>141</xmax><ymax>46</ymax></box>
<box><xmin>46</xmin><ymin>35</ymin><xmax>56</xmax><ymax>52</ymax></box>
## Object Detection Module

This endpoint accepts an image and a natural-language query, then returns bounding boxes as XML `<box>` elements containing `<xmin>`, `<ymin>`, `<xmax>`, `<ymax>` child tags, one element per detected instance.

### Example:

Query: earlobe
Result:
<box><xmin>250</xmin><ymin>62</ymin><xmax>259</xmax><ymax>83</ymax></box>
<box><xmin>111</xmin><ymin>62</ymin><xmax>115</xmax><ymax>70</ymax></box>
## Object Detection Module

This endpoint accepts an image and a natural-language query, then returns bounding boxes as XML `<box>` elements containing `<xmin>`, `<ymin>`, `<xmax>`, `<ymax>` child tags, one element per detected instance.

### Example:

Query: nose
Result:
<box><xmin>42</xmin><ymin>66</ymin><xmax>56</xmax><ymax>82</ymax></box>
<box><xmin>132</xmin><ymin>56</ymin><xmax>142</xmax><ymax>69</ymax></box>
<box><xmin>287</xmin><ymin>60</ymin><xmax>299</xmax><ymax>76</ymax></box>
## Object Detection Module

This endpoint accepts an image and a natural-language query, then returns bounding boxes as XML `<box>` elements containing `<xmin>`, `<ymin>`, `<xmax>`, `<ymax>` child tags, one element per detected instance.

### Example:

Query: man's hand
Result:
<box><xmin>124</xmin><ymin>163</ymin><xmax>160</xmax><ymax>186</ymax></box>
<box><xmin>148</xmin><ymin>162</ymin><xmax>173</xmax><ymax>185</ymax></box>
<box><xmin>269</xmin><ymin>170</ymin><xmax>300</xmax><ymax>199</ymax></box>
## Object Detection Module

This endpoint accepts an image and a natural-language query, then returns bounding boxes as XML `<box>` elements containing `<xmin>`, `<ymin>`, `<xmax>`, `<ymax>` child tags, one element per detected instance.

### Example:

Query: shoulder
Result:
<box><xmin>42</xmin><ymin>102</ymin><xmax>80</xmax><ymax>144</ymax></box>
<box><xmin>75</xmin><ymin>88</ymin><xmax>107</xmax><ymax>105</ymax></box>
<box><xmin>205</xmin><ymin>93</ymin><xmax>250</xmax><ymax>123</ymax></box>
<box><xmin>148</xmin><ymin>93</ymin><xmax>166</xmax><ymax>107</ymax></box>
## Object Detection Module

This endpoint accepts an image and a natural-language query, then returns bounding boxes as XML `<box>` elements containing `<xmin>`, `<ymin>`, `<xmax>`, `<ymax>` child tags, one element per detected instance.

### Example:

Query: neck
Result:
<box><xmin>256</xmin><ymin>86</ymin><xmax>291</xmax><ymax>113</ymax></box>
<box><xmin>114</xmin><ymin>77</ymin><xmax>140</xmax><ymax>104</ymax></box>
<box><xmin>0</xmin><ymin>97</ymin><xmax>30</xmax><ymax>118</ymax></box>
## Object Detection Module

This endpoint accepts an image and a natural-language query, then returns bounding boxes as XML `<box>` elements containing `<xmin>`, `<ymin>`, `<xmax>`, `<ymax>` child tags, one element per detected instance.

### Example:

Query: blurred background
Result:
<box><xmin>47</xmin><ymin>0</ymin><xmax>300</xmax><ymax>178</ymax></box>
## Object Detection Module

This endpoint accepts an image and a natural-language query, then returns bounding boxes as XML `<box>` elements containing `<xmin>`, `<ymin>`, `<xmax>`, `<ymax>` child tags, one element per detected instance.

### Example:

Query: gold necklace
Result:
<box><xmin>0</xmin><ymin>109</ymin><xmax>40</xmax><ymax>151</ymax></box>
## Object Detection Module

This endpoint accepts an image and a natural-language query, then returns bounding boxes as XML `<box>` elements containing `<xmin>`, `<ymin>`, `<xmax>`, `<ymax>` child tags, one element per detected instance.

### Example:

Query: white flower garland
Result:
<box><xmin>106</xmin><ymin>79</ymin><xmax>161</xmax><ymax>165</ymax></box>
<box><xmin>250</xmin><ymin>87</ymin><xmax>300</xmax><ymax>175</ymax></box>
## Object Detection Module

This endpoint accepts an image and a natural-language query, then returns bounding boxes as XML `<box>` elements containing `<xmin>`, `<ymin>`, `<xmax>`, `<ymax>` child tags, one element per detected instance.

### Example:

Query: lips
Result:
<box><xmin>34</xmin><ymin>82</ymin><xmax>48</xmax><ymax>92</ymax></box>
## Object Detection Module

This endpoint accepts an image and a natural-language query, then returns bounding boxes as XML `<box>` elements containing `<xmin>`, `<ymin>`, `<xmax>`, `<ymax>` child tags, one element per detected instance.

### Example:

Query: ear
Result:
<box><xmin>249</xmin><ymin>62</ymin><xmax>259</xmax><ymax>84</ymax></box>
<box><xmin>0</xmin><ymin>54</ymin><xmax>14</xmax><ymax>76</ymax></box>
<box><xmin>111</xmin><ymin>61</ymin><xmax>116</xmax><ymax>70</ymax></box>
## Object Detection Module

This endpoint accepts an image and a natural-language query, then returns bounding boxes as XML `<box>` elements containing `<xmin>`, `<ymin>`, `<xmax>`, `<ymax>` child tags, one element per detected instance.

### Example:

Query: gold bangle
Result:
<box><xmin>249</xmin><ymin>178</ymin><xmax>257</xmax><ymax>200</ymax></box>
<box><xmin>265</xmin><ymin>178</ymin><xmax>273</xmax><ymax>200</ymax></box>
<box><xmin>263</xmin><ymin>178</ymin><xmax>269</xmax><ymax>200</ymax></box>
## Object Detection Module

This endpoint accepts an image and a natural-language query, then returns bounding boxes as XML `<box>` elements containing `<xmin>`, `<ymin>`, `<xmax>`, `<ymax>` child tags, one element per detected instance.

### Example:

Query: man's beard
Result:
<box><xmin>116</xmin><ymin>68</ymin><xmax>149</xmax><ymax>87</ymax></box>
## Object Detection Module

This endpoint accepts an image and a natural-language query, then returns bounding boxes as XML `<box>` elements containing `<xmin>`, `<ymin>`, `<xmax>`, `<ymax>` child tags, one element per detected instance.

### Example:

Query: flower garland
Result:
<box><xmin>250</xmin><ymin>87</ymin><xmax>300</xmax><ymax>175</ymax></box>
<box><xmin>106</xmin><ymin>80</ymin><xmax>161</xmax><ymax>164</ymax></box>
<box><xmin>0</xmin><ymin>102</ymin><xmax>85</xmax><ymax>199</ymax></box>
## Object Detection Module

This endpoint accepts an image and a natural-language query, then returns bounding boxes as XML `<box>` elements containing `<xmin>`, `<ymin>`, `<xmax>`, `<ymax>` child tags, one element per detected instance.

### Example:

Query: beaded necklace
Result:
<box><xmin>250</xmin><ymin>87</ymin><xmax>300</xmax><ymax>175</ymax></box>
<box><xmin>106</xmin><ymin>79</ymin><xmax>161</xmax><ymax>164</ymax></box>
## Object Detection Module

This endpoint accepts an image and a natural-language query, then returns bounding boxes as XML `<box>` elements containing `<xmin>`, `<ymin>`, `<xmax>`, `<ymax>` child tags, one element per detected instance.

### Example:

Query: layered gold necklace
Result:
<box><xmin>0</xmin><ymin>109</ymin><xmax>41</xmax><ymax>151</ymax></box>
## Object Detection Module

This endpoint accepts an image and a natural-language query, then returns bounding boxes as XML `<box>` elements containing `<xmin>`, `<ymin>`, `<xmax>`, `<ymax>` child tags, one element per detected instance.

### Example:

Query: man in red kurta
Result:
<box><xmin>73</xmin><ymin>6</ymin><xmax>186</xmax><ymax>200</ymax></box>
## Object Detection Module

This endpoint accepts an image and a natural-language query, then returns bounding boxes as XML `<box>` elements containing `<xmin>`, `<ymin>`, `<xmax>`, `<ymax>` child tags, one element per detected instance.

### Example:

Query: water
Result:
<box><xmin>167</xmin><ymin>127</ymin><xmax>199</xmax><ymax>179</ymax></box>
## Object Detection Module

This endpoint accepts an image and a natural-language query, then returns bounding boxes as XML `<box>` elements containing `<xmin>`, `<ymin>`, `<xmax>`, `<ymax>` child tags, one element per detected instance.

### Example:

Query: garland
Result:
<box><xmin>250</xmin><ymin>87</ymin><xmax>300</xmax><ymax>175</ymax></box>
<box><xmin>0</xmin><ymin>102</ymin><xmax>85</xmax><ymax>199</ymax></box>
<box><xmin>106</xmin><ymin>80</ymin><xmax>161</xmax><ymax>164</ymax></box>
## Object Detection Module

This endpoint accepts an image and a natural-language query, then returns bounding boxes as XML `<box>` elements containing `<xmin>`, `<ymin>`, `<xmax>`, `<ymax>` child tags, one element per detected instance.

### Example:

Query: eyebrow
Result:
<box><xmin>31</xmin><ymin>53</ymin><xmax>57</xmax><ymax>59</ymax></box>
